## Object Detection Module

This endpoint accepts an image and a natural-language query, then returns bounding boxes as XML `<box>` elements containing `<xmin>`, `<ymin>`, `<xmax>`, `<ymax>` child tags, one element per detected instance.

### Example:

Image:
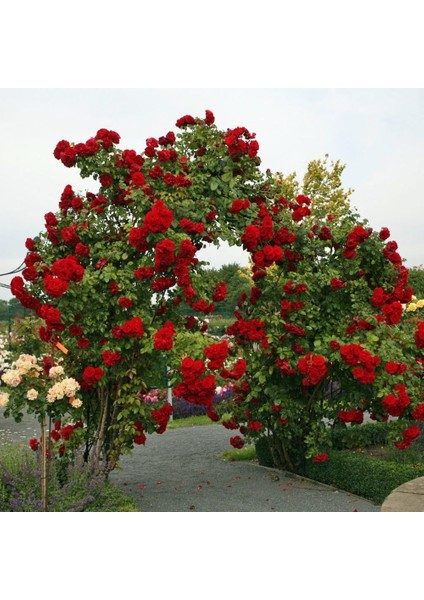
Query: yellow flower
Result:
<box><xmin>417</xmin><ymin>299</ymin><xmax>424</xmax><ymax>308</ymax></box>
<box><xmin>406</xmin><ymin>303</ymin><xmax>417</xmax><ymax>312</ymax></box>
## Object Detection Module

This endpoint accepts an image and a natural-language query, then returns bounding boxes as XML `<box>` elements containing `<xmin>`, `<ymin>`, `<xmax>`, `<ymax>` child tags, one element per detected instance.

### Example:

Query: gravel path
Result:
<box><xmin>0</xmin><ymin>411</ymin><xmax>381</xmax><ymax>512</ymax></box>
<box><xmin>109</xmin><ymin>424</ymin><xmax>381</xmax><ymax>512</ymax></box>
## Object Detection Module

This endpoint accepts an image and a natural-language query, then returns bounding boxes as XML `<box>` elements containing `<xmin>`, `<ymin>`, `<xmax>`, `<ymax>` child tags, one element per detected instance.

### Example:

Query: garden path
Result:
<box><xmin>0</xmin><ymin>411</ymin><xmax>381</xmax><ymax>511</ymax></box>
<box><xmin>110</xmin><ymin>423</ymin><xmax>381</xmax><ymax>512</ymax></box>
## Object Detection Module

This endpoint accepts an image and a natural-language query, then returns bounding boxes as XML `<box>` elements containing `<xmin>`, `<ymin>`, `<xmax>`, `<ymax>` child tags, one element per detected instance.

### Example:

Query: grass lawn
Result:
<box><xmin>167</xmin><ymin>415</ymin><xmax>214</xmax><ymax>429</ymax></box>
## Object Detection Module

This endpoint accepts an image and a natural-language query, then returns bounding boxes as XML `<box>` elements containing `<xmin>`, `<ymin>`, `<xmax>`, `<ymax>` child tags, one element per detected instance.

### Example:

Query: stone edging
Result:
<box><xmin>381</xmin><ymin>476</ymin><xmax>424</xmax><ymax>512</ymax></box>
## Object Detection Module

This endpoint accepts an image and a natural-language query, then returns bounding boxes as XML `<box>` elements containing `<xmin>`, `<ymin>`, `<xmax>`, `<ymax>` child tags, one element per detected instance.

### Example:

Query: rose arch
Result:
<box><xmin>2</xmin><ymin>110</ymin><xmax>423</xmax><ymax>479</ymax></box>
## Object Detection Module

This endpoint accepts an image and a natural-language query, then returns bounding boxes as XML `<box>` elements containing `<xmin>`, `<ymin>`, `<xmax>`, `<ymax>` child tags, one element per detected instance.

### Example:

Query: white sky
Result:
<box><xmin>0</xmin><ymin>88</ymin><xmax>423</xmax><ymax>299</ymax></box>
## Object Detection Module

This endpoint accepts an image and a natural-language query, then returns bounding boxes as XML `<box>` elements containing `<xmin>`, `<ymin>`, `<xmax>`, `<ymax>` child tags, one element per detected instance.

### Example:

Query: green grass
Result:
<box><xmin>220</xmin><ymin>446</ymin><xmax>257</xmax><ymax>462</ymax></box>
<box><xmin>167</xmin><ymin>415</ymin><xmax>214</xmax><ymax>429</ymax></box>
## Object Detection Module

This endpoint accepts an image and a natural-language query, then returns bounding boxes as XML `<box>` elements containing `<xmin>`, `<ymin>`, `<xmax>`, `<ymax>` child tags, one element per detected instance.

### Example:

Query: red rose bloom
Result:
<box><xmin>230</xmin><ymin>436</ymin><xmax>245</xmax><ymax>449</ymax></box>
<box><xmin>382</xmin><ymin>301</ymin><xmax>403</xmax><ymax>325</ymax></box>
<box><xmin>402</xmin><ymin>425</ymin><xmax>420</xmax><ymax>443</ymax></box>
<box><xmin>51</xmin><ymin>256</ymin><xmax>84</xmax><ymax>282</ymax></box>
<box><xmin>77</xmin><ymin>338</ymin><xmax>90</xmax><ymax>348</ymax></box>
<box><xmin>29</xmin><ymin>438</ymin><xmax>39</xmax><ymax>451</ymax></box>
<box><xmin>179</xmin><ymin>218</ymin><xmax>205</xmax><ymax>235</ymax></box>
<box><xmin>312</xmin><ymin>453</ymin><xmax>329</xmax><ymax>463</ymax></box>
<box><xmin>204</xmin><ymin>340</ymin><xmax>229</xmax><ymax>370</ymax></box>
<box><xmin>154</xmin><ymin>239</ymin><xmax>175</xmax><ymax>272</ymax></box>
<box><xmin>82</xmin><ymin>366</ymin><xmax>104</xmax><ymax>386</ymax></box>
<box><xmin>122</xmin><ymin>317</ymin><xmax>144</xmax><ymax>338</ymax></box>
<box><xmin>102</xmin><ymin>350</ymin><xmax>122</xmax><ymax>367</ymax></box>
<box><xmin>43</xmin><ymin>275</ymin><xmax>69</xmax><ymax>298</ymax></box>
<box><xmin>298</xmin><ymin>354</ymin><xmax>327</xmax><ymax>385</ymax></box>
<box><xmin>204</xmin><ymin>109</ymin><xmax>215</xmax><ymax>125</ymax></box>
<box><xmin>60</xmin><ymin>424</ymin><xmax>75</xmax><ymax>441</ymax></box>
<box><xmin>230</xmin><ymin>198</ymin><xmax>250</xmax><ymax>214</ymax></box>
<box><xmin>241</xmin><ymin>225</ymin><xmax>261</xmax><ymax>251</ymax></box>
<box><xmin>338</xmin><ymin>410</ymin><xmax>364</xmax><ymax>424</ymax></box>
<box><xmin>331</xmin><ymin>277</ymin><xmax>346</xmax><ymax>290</ymax></box>
<box><xmin>176</xmin><ymin>114</ymin><xmax>196</xmax><ymax>128</ymax></box>
<box><xmin>69</xmin><ymin>324</ymin><xmax>84</xmax><ymax>337</ymax></box>
<box><xmin>153</xmin><ymin>321</ymin><xmax>176</xmax><ymax>351</ymax></box>
<box><xmin>134</xmin><ymin>266</ymin><xmax>155</xmax><ymax>280</ymax></box>
<box><xmin>212</xmin><ymin>281</ymin><xmax>227</xmax><ymax>302</ymax></box>
<box><xmin>143</xmin><ymin>200</ymin><xmax>174</xmax><ymax>233</ymax></box>
<box><xmin>134</xmin><ymin>432</ymin><xmax>147</xmax><ymax>445</ymax></box>
<box><xmin>415</xmin><ymin>322</ymin><xmax>424</xmax><ymax>348</ymax></box>
<box><xmin>411</xmin><ymin>404</ymin><xmax>424</xmax><ymax>421</ymax></box>
<box><xmin>118</xmin><ymin>297</ymin><xmax>133</xmax><ymax>309</ymax></box>
<box><xmin>248</xmin><ymin>421</ymin><xmax>262</xmax><ymax>432</ymax></box>
<box><xmin>51</xmin><ymin>429</ymin><xmax>60</xmax><ymax>442</ymax></box>
<box><xmin>100</xmin><ymin>174</ymin><xmax>113</xmax><ymax>187</ymax></box>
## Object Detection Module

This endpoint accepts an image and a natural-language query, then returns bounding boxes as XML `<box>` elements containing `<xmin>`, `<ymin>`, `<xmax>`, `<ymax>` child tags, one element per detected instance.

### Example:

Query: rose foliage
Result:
<box><xmin>4</xmin><ymin>110</ymin><xmax>423</xmax><ymax>474</ymax></box>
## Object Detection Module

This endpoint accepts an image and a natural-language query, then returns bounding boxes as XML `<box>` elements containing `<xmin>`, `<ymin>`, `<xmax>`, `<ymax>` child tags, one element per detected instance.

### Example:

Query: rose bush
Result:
<box><xmin>6</xmin><ymin>110</ymin><xmax>265</xmax><ymax>471</ymax></box>
<box><xmin>212</xmin><ymin>191</ymin><xmax>423</xmax><ymax>472</ymax></box>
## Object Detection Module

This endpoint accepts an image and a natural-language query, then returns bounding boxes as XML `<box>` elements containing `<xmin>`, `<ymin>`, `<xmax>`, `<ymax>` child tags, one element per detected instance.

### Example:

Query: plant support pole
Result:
<box><xmin>41</xmin><ymin>413</ymin><xmax>48</xmax><ymax>512</ymax></box>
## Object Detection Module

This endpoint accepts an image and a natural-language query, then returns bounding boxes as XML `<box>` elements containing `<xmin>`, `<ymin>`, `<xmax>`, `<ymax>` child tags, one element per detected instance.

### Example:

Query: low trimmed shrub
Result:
<box><xmin>330</xmin><ymin>421</ymin><xmax>395</xmax><ymax>450</ymax></box>
<box><xmin>304</xmin><ymin>449</ymin><xmax>424</xmax><ymax>504</ymax></box>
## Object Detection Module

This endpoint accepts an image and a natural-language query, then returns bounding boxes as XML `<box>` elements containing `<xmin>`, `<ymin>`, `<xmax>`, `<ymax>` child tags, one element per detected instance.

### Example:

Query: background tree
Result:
<box><xmin>408</xmin><ymin>265</ymin><xmax>424</xmax><ymax>297</ymax></box>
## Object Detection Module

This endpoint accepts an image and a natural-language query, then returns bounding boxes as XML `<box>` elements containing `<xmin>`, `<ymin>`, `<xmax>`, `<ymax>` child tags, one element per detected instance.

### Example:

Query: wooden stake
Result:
<box><xmin>41</xmin><ymin>414</ymin><xmax>48</xmax><ymax>512</ymax></box>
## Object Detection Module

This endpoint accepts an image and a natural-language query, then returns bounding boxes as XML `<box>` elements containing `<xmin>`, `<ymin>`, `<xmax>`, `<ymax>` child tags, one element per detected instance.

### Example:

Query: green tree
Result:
<box><xmin>409</xmin><ymin>265</ymin><xmax>424</xmax><ymax>298</ymax></box>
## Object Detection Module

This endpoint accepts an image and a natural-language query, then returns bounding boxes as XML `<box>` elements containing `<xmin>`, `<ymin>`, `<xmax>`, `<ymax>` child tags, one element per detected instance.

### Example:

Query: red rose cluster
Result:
<box><xmin>82</xmin><ymin>366</ymin><xmax>104</xmax><ymax>386</ymax></box>
<box><xmin>224</xmin><ymin>126</ymin><xmax>259</xmax><ymax>159</ymax></box>
<box><xmin>151</xmin><ymin>403</ymin><xmax>173</xmax><ymax>434</ymax></box>
<box><xmin>220</xmin><ymin>358</ymin><xmax>247</xmax><ymax>381</ymax></box>
<box><xmin>343</xmin><ymin>225</ymin><xmax>371</xmax><ymax>260</ymax></box>
<box><xmin>133</xmin><ymin>421</ymin><xmax>147</xmax><ymax>445</ymax></box>
<box><xmin>143</xmin><ymin>199</ymin><xmax>174</xmax><ymax>233</ymax></box>
<box><xmin>395</xmin><ymin>425</ymin><xmax>420</xmax><ymax>450</ymax></box>
<box><xmin>382</xmin><ymin>384</ymin><xmax>411</xmax><ymax>417</ymax></box>
<box><xmin>415</xmin><ymin>322</ymin><xmax>424</xmax><ymax>348</ymax></box>
<box><xmin>102</xmin><ymin>350</ymin><xmax>122</xmax><ymax>367</ymax></box>
<box><xmin>297</xmin><ymin>354</ymin><xmax>327</xmax><ymax>386</ymax></box>
<box><xmin>230</xmin><ymin>198</ymin><xmax>250</xmax><ymax>214</ymax></box>
<box><xmin>203</xmin><ymin>340</ymin><xmax>229</xmax><ymax>370</ymax></box>
<box><xmin>340</xmin><ymin>344</ymin><xmax>380</xmax><ymax>384</ymax></box>
<box><xmin>337</xmin><ymin>409</ymin><xmax>364</xmax><ymax>424</ymax></box>
<box><xmin>173</xmin><ymin>357</ymin><xmax>216</xmax><ymax>406</ymax></box>
<box><xmin>121</xmin><ymin>317</ymin><xmax>144</xmax><ymax>338</ymax></box>
<box><xmin>230</xmin><ymin>435</ymin><xmax>245</xmax><ymax>449</ymax></box>
<box><xmin>154</xmin><ymin>321</ymin><xmax>176</xmax><ymax>351</ymax></box>
<box><xmin>227</xmin><ymin>316</ymin><xmax>266</xmax><ymax>342</ymax></box>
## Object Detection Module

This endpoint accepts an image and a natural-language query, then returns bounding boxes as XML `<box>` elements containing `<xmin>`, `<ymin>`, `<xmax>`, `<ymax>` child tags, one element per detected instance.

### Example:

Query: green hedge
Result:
<box><xmin>254</xmin><ymin>425</ymin><xmax>424</xmax><ymax>504</ymax></box>
<box><xmin>330</xmin><ymin>421</ymin><xmax>395</xmax><ymax>450</ymax></box>
<box><xmin>305</xmin><ymin>450</ymin><xmax>424</xmax><ymax>504</ymax></box>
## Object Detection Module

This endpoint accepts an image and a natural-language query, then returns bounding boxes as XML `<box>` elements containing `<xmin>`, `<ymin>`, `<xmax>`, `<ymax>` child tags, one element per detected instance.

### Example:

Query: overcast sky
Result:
<box><xmin>0</xmin><ymin>88</ymin><xmax>423</xmax><ymax>300</ymax></box>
